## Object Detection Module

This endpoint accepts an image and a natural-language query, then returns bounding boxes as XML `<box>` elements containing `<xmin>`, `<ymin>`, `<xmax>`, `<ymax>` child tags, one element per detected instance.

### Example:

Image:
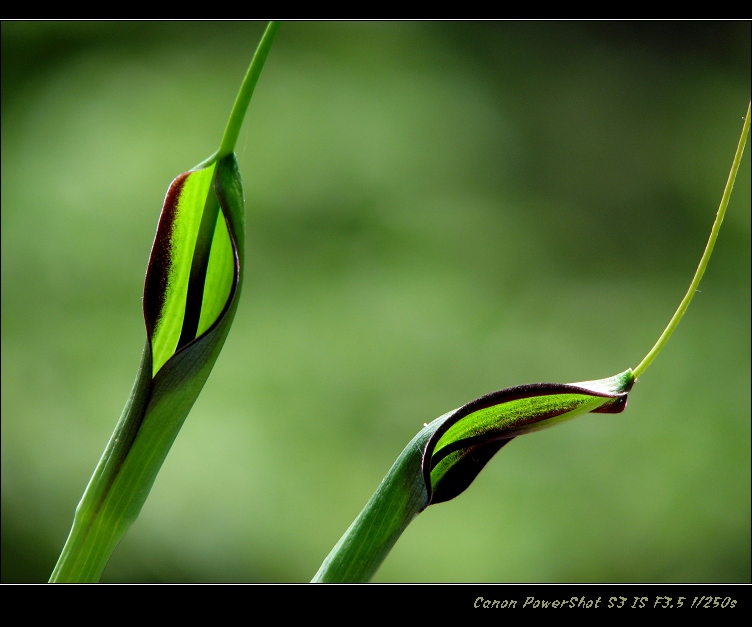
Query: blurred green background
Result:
<box><xmin>2</xmin><ymin>21</ymin><xmax>749</xmax><ymax>583</ymax></box>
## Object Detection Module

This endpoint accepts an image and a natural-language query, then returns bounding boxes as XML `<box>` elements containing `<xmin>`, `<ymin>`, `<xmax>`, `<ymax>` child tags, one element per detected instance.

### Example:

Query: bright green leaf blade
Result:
<box><xmin>197</xmin><ymin>211</ymin><xmax>234</xmax><ymax>336</ymax></box>
<box><xmin>146</xmin><ymin>163</ymin><xmax>218</xmax><ymax>375</ymax></box>
<box><xmin>434</xmin><ymin>392</ymin><xmax>604</xmax><ymax>454</ymax></box>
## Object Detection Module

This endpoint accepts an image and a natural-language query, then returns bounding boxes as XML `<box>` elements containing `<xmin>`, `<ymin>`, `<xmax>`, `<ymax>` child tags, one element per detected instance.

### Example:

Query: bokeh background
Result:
<box><xmin>2</xmin><ymin>21</ymin><xmax>750</xmax><ymax>583</ymax></box>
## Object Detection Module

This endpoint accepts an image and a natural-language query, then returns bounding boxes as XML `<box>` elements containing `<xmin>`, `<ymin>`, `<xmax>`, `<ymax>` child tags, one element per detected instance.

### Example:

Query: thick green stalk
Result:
<box><xmin>50</xmin><ymin>344</ymin><xmax>153</xmax><ymax>582</ymax></box>
<box><xmin>49</xmin><ymin>23</ymin><xmax>278</xmax><ymax>582</ymax></box>
<box><xmin>312</xmin><ymin>419</ymin><xmax>438</xmax><ymax>582</ymax></box>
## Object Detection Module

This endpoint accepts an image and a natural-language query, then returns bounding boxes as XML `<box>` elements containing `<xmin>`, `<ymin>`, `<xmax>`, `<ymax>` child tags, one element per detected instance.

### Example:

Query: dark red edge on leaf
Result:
<box><xmin>144</xmin><ymin>161</ymin><xmax>241</xmax><ymax>377</ymax></box>
<box><xmin>421</xmin><ymin>382</ymin><xmax>630</xmax><ymax>508</ymax></box>
<box><xmin>157</xmin><ymin>176</ymin><xmax>240</xmax><ymax>372</ymax></box>
<box><xmin>143</xmin><ymin>171</ymin><xmax>191</xmax><ymax>339</ymax></box>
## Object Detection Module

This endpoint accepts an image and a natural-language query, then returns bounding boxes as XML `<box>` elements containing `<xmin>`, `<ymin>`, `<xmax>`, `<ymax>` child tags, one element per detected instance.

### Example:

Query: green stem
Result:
<box><xmin>50</xmin><ymin>343</ymin><xmax>153</xmax><ymax>582</ymax></box>
<box><xmin>217</xmin><ymin>21</ymin><xmax>280</xmax><ymax>159</ymax></box>
<box><xmin>632</xmin><ymin>101</ymin><xmax>751</xmax><ymax>380</ymax></box>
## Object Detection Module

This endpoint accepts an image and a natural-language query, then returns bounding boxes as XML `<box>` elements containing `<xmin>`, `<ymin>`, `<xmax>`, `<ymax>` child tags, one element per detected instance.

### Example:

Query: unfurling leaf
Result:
<box><xmin>144</xmin><ymin>160</ymin><xmax>239</xmax><ymax>375</ymax></box>
<box><xmin>49</xmin><ymin>154</ymin><xmax>246</xmax><ymax>584</ymax></box>
<box><xmin>312</xmin><ymin>369</ymin><xmax>635</xmax><ymax>583</ymax></box>
<box><xmin>422</xmin><ymin>369</ymin><xmax>633</xmax><ymax>505</ymax></box>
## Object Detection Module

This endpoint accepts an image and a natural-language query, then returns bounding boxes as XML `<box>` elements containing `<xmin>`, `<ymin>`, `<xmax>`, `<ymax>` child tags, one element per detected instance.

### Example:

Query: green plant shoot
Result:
<box><xmin>49</xmin><ymin>22</ymin><xmax>280</xmax><ymax>583</ymax></box>
<box><xmin>313</xmin><ymin>101</ymin><xmax>751</xmax><ymax>583</ymax></box>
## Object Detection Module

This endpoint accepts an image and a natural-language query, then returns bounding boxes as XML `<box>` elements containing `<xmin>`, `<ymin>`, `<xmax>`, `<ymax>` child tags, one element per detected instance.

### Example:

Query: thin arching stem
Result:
<box><xmin>633</xmin><ymin>101</ymin><xmax>750</xmax><ymax>380</ymax></box>
<box><xmin>217</xmin><ymin>21</ymin><xmax>280</xmax><ymax>159</ymax></box>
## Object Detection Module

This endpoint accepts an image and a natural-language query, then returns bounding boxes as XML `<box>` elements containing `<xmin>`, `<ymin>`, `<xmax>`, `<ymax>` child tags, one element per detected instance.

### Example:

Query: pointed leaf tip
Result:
<box><xmin>422</xmin><ymin>369</ymin><xmax>633</xmax><ymax>507</ymax></box>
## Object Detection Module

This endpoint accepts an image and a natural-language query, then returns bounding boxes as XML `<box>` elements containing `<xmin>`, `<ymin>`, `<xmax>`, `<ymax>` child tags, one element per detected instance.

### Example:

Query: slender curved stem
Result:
<box><xmin>217</xmin><ymin>21</ymin><xmax>280</xmax><ymax>159</ymax></box>
<box><xmin>633</xmin><ymin>101</ymin><xmax>751</xmax><ymax>380</ymax></box>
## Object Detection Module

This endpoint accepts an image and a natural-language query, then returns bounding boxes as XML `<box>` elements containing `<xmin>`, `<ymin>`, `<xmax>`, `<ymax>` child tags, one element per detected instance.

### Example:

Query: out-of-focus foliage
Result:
<box><xmin>2</xmin><ymin>21</ymin><xmax>749</xmax><ymax>582</ymax></box>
